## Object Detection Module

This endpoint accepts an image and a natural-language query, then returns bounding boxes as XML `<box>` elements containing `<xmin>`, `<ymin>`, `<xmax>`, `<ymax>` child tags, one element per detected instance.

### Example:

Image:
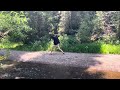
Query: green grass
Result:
<box><xmin>3</xmin><ymin>42</ymin><xmax>120</xmax><ymax>54</ymax></box>
<box><xmin>0</xmin><ymin>41</ymin><xmax>23</xmax><ymax>49</ymax></box>
<box><xmin>61</xmin><ymin>43</ymin><xmax>101</xmax><ymax>53</ymax></box>
<box><xmin>100</xmin><ymin>44</ymin><xmax>120</xmax><ymax>54</ymax></box>
<box><xmin>1</xmin><ymin>39</ymin><xmax>120</xmax><ymax>54</ymax></box>
<box><xmin>0</xmin><ymin>55</ymin><xmax>5</xmax><ymax>61</ymax></box>
<box><xmin>63</xmin><ymin>43</ymin><xmax>120</xmax><ymax>54</ymax></box>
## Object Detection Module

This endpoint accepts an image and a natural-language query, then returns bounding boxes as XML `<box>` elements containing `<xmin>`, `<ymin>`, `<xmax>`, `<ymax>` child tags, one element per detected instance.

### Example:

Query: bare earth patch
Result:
<box><xmin>0</xmin><ymin>49</ymin><xmax>120</xmax><ymax>79</ymax></box>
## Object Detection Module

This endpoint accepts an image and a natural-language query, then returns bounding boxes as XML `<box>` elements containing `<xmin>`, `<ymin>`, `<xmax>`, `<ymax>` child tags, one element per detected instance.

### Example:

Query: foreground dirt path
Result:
<box><xmin>0</xmin><ymin>49</ymin><xmax>120</xmax><ymax>72</ymax></box>
<box><xmin>0</xmin><ymin>49</ymin><xmax>120</xmax><ymax>79</ymax></box>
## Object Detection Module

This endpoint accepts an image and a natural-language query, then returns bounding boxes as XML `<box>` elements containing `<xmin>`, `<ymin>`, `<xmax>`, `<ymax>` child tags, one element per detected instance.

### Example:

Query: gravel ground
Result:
<box><xmin>0</xmin><ymin>49</ymin><xmax>120</xmax><ymax>79</ymax></box>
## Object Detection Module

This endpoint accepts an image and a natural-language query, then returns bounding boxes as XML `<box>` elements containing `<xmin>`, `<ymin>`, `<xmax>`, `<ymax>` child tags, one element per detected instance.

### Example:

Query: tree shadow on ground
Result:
<box><xmin>0</xmin><ymin>60</ymin><xmax>105</xmax><ymax>79</ymax></box>
<box><xmin>1</xmin><ymin>49</ymin><xmax>120</xmax><ymax>79</ymax></box>
<box><xmin>0</xmin><ymin>50</ymin><xmax>107</xmax><ymax>79</ymax></box>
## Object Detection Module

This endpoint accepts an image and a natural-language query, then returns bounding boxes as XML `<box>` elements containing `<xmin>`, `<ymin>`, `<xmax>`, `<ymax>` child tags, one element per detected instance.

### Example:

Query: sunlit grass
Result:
<box><xmin>0</xmin><ymin>42</ymin><xmax>23</xmax><ymax>49</ymax></box>
<box><xmin>100</xmin><ymin>44</ymin><xmax>120</xmax><ymax>54</ymax></box>
<box><xmin>0</xmin><ymin>55</ymin><xmax>5</xmax><ymax>61</ymax></box>
<box><xmin>1</xmin><ymin>39</ymin><xmax>120</xmax><ymax>54</ymax></box>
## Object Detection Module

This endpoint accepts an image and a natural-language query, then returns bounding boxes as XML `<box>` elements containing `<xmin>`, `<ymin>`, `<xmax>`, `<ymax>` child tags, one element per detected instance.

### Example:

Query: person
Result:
<box><xmin>49</xmin><ymin>32</ymin><xmax>65</xmax><ymax>55</ymax></box>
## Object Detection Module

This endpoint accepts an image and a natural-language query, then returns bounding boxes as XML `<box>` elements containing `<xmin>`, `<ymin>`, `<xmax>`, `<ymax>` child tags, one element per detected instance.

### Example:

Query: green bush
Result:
<box><xmin>0</xmin><ymin>11</ymin><xmax>32</xmax><ymax>43</ymax></box>
<box><xmin>2</xmin><ymin>34</ymin><xmax>120</xmax><ymax>54</ymax></box>
<box><xmin>0</xmin><ymin>38</ymin><xmax>22</xmax><ymax>49</ymax></box>
<box><xmin>0</xmin><ymin>49</ymin><xmax>10</xmax><ymax>60</ymax></box>
<box><xmin>58</xmin><ymin>35</ymin><xmax>120</xmax><ymax>54</ymax></box>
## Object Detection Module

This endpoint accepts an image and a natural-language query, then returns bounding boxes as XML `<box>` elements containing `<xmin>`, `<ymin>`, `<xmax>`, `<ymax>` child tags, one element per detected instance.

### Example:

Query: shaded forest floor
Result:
<box><xmin>0</xmin><ymin>50</ymin><xmax>120</xmax><ymax>79</ymax></box>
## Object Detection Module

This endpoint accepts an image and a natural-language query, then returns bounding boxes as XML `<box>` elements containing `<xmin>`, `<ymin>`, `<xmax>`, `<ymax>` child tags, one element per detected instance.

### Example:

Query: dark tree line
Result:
<box><xmin>0</xmin><ymin>11</ymin><xmax>120</xmax><ymax>44</ymax></box>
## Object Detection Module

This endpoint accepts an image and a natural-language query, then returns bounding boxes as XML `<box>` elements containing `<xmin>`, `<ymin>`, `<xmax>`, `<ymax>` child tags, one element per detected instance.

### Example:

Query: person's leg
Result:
<box><xmin>50</xmin><ymin>45</ymin><xmax>55</xmax><ymax>54</ymax></box>
<box><xmin>57</xmin><ymin>44</ymin><xmax>64</xmax><ymax>54</ymax></box>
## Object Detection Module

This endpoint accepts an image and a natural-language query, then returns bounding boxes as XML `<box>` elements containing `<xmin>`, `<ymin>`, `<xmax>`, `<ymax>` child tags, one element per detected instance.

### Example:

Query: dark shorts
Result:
<box><xmin>54</xmin><ymin>42</ymin><xmax>60</xmax><ymax>45</ymax></box>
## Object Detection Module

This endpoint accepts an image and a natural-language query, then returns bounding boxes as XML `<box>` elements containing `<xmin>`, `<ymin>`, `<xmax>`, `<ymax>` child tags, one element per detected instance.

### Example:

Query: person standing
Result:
<box><xmin>49</xmin><ymin>32</ymin><xmax>65</xmax><ymax>55</ymax></box>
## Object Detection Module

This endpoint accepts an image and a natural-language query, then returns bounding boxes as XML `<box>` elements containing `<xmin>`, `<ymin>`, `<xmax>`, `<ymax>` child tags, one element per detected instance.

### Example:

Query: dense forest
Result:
<box><xmin>0</xmin><ymin>11</ymin><xmax>120</xmax><ymax>54</ymax></box>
